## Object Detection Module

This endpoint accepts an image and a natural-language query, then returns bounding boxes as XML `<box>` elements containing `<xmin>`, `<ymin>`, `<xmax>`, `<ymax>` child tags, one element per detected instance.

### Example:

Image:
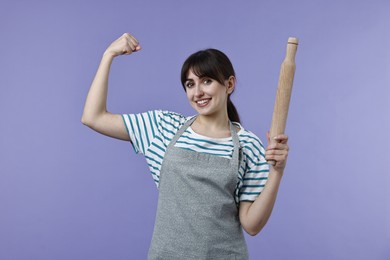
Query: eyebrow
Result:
<box><xmin>185</xmin><ymin>75</ymin><xmax>210</xmax><ymax>82</ymax></box>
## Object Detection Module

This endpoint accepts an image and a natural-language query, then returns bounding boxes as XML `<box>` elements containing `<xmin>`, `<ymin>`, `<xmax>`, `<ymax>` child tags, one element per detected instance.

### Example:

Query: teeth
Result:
<box><xmin>197</xmin><ymin>99</ymin><xmax>209</xmax><ymax>104</ymax></box>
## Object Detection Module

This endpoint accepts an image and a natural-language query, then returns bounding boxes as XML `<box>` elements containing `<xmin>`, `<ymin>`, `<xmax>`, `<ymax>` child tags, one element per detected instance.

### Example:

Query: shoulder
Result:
<box><xmin>235</xmin><ymin>123</ymin><xmax>266</xmax><ymax>160</ymax></box>
<box><xmin>151</xmin><ymin>110</ymin><xmax>194</xmax><ymax>146</ymax></box>
<box><xmin>235</xmin><ymin>123</ymin><xmax>265</xmax><ymax>149</ymax></box>
<box><xmin>157</xmin><ymin>110</ymin><xmax>188</xmax><ymax>124</ymax></box>
<box><xmin>155</xmin><ymin>110</ymin><xmax>192</xmax><ymax>130</ymax></box>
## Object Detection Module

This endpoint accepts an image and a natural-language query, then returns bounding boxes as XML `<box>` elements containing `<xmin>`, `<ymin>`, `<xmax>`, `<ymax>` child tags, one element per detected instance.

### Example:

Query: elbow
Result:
<box><xmin>81</xmin><ymin>114</ymin><xmax>93</xmax><ymax>127</ymax></box>
<box><xmin>81</xmin><ymin>110</ymin><xmax>106</xmax><ymax>127</ymax></box>
<box><xmin>247</xmin><ymin>230</ymin><xmax>259</xmax><ymax>237</ymax></box>
<box><xmin>81</xmin><ymin>116</ymin><xmax>87</xmax><ymax>125</ymax></box>
<box><xmin>81</xmin><ymin>115</ymin><xmax>89</xmax><ymax>126</ymax></box>
<box><xmin>242</xmin><ymin>220</ymin><xmax>266</xmax><ymax>237</ymax></box>
<box><xmin>245</xmin><ymin>226</ymin><xmax>261</xmax><ymax>237</ymax></box>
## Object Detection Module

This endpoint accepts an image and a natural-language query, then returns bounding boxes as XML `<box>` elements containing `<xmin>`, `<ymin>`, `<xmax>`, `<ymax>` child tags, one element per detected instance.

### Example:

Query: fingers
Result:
<box><xmin>122</xmin><ymin>33</ymin><xmax>141</xmax><ymax>53</ymax></box>
<box><xmin>273</xmin><ymin>134</ymin><xmax>288</xmax><ymax>143</ymax></box>
<box><xmin>105</xmin><ymin>33</ymin><xmax>141</xmax><ymax>57</ymax></box>
<box><xmin>265</xmin><ymin>147</ymin><xmax>288</xmax><ymax>168</ymax></box>
<box><xmin>266</xmin><ymin>146</ymin><xmax>288</xmax><ymax>153</ymax></box>
<box><xmin>265</xmin><ymin>134</ymin><xmax>289</xmax><ymax>152</ymax></box>
<box><xmin>266</xmin><ymin>153</ymin><xmax>288</xmax><ymax>163</ymax></box>
<box><xmin>266</xmin><ymin>145</ymin><xmax>288</xmax><ymax>154</ymax></box>
<box><xmin>266</xmin><ymin>142</ymin><xmax>289</xmax><ymax>151</ymax></box>
<box><xmin>265</xmin><ymin>134</ymin><xmax>289</xmax><ymax>169</ymax></box>
<box><xmin>267</xmin><ymin>133</ymin><xmax>288</xmax><ymax>143</ymax></box>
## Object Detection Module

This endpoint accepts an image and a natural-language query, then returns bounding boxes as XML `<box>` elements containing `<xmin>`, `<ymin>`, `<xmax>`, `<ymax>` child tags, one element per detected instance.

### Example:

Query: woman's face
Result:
<box><xmin>184</xmin><ymin>70</ymin><xmax>234</xmax><ymax>117</ymax></box>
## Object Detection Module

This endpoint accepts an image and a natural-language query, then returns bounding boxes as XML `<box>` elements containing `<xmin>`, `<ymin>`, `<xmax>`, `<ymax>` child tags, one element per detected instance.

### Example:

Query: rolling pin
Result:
<box><xmin>268</xmin><ymin>37</ymin><xmax>298</xmax><ymax>166</ymax></box>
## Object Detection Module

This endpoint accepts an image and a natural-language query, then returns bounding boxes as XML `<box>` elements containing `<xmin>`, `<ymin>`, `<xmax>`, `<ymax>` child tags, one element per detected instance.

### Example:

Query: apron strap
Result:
<box><xmin>168</xmin><ymin>115</ymin><xmax>241</xmax><ymax>168</ymax></box>
<box><xmin>229</xmin><ymin>120</ymin><xmax>240</xmax><ymax>170</ymax></box>
<box><xmin>167</xmin><ymin>115</ymin><xmax>197</xmax><ymax>149</ymax></box>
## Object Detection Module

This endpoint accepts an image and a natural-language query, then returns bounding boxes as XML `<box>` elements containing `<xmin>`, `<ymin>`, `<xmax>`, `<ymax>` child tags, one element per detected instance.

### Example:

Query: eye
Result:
<box><xmin>185</xmin><ymin>81</ymin><xmax>194</xmax><ymax>88</ymax></box>
<box><xmin>203</xmin><ymin>79</ymin><xmax>212</xmax><ymax>85</ymax></box>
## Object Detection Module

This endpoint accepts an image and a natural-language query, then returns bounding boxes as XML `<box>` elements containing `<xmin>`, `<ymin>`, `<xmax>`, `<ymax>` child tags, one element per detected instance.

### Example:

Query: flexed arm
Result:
<box><xmin>81</xmin><ymin>33</ymin><xmax>141</xmax><ymax>140</ymax></box>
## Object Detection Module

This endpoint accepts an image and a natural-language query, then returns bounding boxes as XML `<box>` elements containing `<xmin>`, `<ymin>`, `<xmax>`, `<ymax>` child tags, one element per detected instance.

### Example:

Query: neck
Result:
<box><xmin>195</xmin><ymin>111</ymin><xmax>230</xmax><ymax>133</ymax></box>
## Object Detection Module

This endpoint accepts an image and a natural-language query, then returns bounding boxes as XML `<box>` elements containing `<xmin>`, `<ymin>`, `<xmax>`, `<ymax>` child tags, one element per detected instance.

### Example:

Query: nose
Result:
<box><xmin>194</xmin><ymin>84</ymin><xmax>204</xmax><ymax>97</ymax></box>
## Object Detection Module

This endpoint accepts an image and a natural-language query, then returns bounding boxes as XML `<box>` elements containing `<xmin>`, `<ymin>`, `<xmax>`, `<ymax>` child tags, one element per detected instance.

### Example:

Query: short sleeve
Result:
<box><xmin>121</xmin><ymin>110</ymin><xmax>160</xmax><ymax>154</ymax></box>
<box><xmin>238</xmin><ymin>133</ymin><xmax>269</xmax><ymax>202</ymax></box>
<box><xmin>122</xmin><ymin>110</ymin><xmax>188</xmax><ymax>188</ymax></box>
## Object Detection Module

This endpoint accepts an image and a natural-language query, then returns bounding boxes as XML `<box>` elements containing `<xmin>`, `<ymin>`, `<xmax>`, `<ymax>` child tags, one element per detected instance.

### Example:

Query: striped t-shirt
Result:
<box><xmin>122</xmin><ymin>110</ymin><xmax>269</xmax><ymax>203</ymax></box>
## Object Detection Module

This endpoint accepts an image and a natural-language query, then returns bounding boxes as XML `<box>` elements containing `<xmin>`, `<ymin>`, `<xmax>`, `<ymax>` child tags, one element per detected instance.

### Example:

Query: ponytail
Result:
<box><xmin>227</xmin><ymin>97</ymin><xmax>240</xmax><ymax>123</ymax></box>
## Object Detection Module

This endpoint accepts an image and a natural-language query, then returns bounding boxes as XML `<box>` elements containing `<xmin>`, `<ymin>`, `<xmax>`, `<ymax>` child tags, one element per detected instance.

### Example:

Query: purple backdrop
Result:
<box><xmin>1</xmin><ymin>0</ymin><xmax>389</xmax><ymax>259</ymax></box>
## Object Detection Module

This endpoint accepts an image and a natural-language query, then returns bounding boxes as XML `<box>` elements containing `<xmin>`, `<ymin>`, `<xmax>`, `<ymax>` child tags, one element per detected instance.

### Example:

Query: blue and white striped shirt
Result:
<box><xmin>122</xmin><ymin>110</ymin><xmax>269</xmax><ymax>203</ymax></box>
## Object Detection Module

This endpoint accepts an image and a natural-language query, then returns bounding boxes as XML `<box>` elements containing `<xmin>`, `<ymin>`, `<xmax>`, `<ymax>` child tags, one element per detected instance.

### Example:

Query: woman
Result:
<box><xmin>81</xmin><ymin>33</ymin><xmax>289</xmax><ymax>260</ymax></box>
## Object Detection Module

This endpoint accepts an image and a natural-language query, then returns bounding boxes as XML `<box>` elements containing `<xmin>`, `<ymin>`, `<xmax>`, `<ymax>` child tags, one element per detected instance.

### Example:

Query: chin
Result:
<box><xmin>191</xmin><ymin>105</ymin><xmax>208</xmax><ymax>114</ymax></box>
<box><xmin>195</xmin><ymin>109</ymin><xmax>216</xmax><ymax>117</ymax></box>
<box><xmin>191</xmin><ymin>102</ymin><xmax>218</xmax><ymax>117</ymax></box>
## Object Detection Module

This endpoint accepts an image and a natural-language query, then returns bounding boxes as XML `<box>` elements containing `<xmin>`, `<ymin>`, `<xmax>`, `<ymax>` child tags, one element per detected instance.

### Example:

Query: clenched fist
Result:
<box><xmin>104</xmin><ymin>33</ymin><xmax>141</xmax><ymax>57</ymax></box>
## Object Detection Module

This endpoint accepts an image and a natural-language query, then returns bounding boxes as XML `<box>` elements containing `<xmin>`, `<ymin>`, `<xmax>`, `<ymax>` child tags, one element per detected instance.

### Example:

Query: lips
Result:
<box><xmin>195</xmin><ymin>98</ymin><xmax>211</xmax><ymax>107</ymax></box>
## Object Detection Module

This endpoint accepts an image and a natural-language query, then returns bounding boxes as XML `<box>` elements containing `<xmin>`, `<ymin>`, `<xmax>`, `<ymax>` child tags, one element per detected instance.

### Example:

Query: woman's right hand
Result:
<box><xmin>104</xmin><ymin>33</ymin><xmax>141</xmax><ymax>57</ymax></box>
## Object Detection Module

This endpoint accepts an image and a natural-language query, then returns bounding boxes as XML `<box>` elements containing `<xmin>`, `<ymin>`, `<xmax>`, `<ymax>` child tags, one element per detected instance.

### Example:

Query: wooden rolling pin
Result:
<box><xmin>268</xmin><ymin>37</ymin><xmax>298</xmax><ymax>166</ymax></box>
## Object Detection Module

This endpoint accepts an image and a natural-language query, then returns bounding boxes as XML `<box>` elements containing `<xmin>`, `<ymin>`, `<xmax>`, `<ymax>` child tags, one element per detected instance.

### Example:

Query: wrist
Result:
<box><xmin>269</xmin><ymin>166</ymin><xmax>284</xmax><ymax>177</ymax></box>
<box><xmin>102</xmin><ymin>50</ymin><xmax>116</xmax><ymax>59</ymax></box>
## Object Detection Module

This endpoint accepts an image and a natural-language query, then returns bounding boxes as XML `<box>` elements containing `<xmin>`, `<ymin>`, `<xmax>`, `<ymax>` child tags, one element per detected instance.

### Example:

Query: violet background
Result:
<box><xmin>1</xmin><ymin>0</ymin><xmax>389</xmax><ymax>259</ymax></box>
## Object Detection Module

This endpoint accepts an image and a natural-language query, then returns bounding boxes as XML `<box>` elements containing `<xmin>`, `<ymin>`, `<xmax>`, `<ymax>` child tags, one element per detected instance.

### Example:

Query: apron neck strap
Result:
<box><xmin>168</xmin><ymin>116</ymin><xmax>240</xmax><ymax>164</ymax></box>
<box><xmin>168</xmin><ymin>115</ymin><xmax>197</xmax><ymax>147</ymax></box>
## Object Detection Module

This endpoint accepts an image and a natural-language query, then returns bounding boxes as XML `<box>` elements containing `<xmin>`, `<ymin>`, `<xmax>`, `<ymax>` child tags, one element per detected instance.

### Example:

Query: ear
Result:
<box><xmin>226</xmin><ymin>76</ymin><xmax>236</xmax><ymax>94</ymax></box>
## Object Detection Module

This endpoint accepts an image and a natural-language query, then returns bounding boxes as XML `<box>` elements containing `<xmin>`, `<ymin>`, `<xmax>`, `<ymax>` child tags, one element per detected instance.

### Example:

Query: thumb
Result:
<box><xmin>134</xmin><ymin>45</ymin><xmax>142</xmax><ymax>52</ymax></box>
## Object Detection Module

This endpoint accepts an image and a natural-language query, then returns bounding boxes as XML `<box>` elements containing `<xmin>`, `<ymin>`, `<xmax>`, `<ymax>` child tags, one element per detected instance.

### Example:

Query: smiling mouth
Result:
<box><xmin>196</xmin><ymin>98</ymin><xmax>211</xmax><ymax>107</ymax></box>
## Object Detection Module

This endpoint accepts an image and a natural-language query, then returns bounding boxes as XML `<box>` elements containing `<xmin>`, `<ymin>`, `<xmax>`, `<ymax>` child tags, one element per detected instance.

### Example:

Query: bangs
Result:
<box><xmin>188</xmin><ymin>58</ymin><xmax>225</xmax><ymax>84</ymax></box>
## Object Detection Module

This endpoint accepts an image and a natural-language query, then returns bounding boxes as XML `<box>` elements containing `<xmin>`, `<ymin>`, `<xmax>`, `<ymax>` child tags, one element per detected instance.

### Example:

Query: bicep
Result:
<box><xmin>239</xmin><ymin>201</ymin><xmax>252</xmax><ymax>221</ymax></box>
<box><xmin>84</xmin><ymin>112</ymin><xmax>130</xmax><ymax>141</ymax></box>
<box><xmin>239</xmin><ymin>201</ymin><xmax>253</xmax><ymax>234</ymax></box>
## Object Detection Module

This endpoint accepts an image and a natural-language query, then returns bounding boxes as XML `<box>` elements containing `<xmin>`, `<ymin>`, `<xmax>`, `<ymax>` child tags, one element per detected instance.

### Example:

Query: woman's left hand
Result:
<box><xmin>265</xmin><ymin>133</ymin><xmax>289</xmax><ymax>173</ymax></box>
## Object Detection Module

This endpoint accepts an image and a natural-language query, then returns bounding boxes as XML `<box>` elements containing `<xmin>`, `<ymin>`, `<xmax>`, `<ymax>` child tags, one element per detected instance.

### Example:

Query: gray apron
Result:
<box><xmin>148</xmin><ymin>116</ymin><xmax>248</xmax><ymax>260</ymax></box>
